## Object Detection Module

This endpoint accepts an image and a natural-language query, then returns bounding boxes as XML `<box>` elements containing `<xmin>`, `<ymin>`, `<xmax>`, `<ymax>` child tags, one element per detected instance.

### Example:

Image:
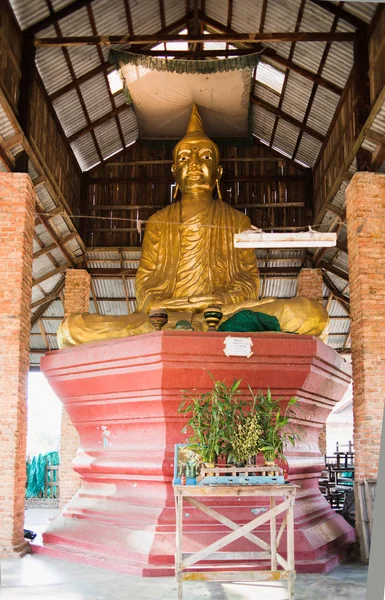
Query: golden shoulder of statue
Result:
<box><xmin>57</xmin><ymin>104</ymin><xmax>329</xmax><ymax>348</ymax></box>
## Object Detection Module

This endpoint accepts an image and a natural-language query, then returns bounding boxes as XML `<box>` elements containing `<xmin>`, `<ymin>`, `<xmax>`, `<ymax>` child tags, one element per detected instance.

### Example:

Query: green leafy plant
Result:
<box><xmin>249</xmin><ymin>388</ymin><xmax>302</xmax><ymax>463</ymax></box>
<box><xmin>230</xmin><ymin>413</ymin><xmax>263</xmax><ymax>464</ymax></box>
<box><xmin>178</xmin><ymin>373</ymin><xmax>246</xmax><ymax>463</ymax></box>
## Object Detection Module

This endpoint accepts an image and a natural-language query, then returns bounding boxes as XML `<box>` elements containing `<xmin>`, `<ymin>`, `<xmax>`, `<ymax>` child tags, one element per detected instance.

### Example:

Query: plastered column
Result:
<box><xmin>60</xmin><ymin>269</ymin><xmax>91</xmax><ymax>507</ymax></box>
<box><xmin>296</xmin><ymin>268</ymin><xmax>323</xmax><ymax>304</ymax></box>
<box><xmin>346</xmin><ymin>173</ymin><xmax>385</xmax><ymax>481</ymax></box>
<box><xmin>0</xmin><ymin>174</ymin><xmax>35</xmax><ymax>556</ymax></box>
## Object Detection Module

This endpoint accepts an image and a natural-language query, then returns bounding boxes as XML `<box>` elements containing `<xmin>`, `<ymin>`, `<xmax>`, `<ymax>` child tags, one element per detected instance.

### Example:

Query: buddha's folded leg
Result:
<box><xmin>221</xmin><ymin>297</ymin><xmax>329</xmax><ymax>337</ymax></box>
<box><xmin>57</xmin><ymin>312</ymin><xmax>151</xmax><ymax>348</ymax></box>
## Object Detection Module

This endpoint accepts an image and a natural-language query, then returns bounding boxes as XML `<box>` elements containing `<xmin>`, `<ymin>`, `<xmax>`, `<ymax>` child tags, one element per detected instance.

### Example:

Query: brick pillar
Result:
<box><xmin>296</xmin><ymin>268</ymin><xmax>323</xmax><ymax>304</ymax></box>
<box><xmin>346</xmin><ymin>173</ymin><xmax>385</xmax><ymax>481</ymax></box>
<box><xmin>0</xmin><ymin>174</ymin><xmax>35</xmax><ymax>556</ymax></box>
<box><xmin>60</xmin><ymin>270</ymin><xmax>91</xmax><ymax>507</ymax></box>
<box><xmin>318</xmin><ymin>424</ymin><xmax>327</xmax><ymax>455</ymax></box>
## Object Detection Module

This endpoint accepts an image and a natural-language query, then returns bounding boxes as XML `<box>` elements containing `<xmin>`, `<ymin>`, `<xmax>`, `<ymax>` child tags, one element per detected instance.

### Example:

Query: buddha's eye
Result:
<box><xmin>179</xmin><ymin>156</ymin><xmax>188</xmax><ymax>162</ymax></box>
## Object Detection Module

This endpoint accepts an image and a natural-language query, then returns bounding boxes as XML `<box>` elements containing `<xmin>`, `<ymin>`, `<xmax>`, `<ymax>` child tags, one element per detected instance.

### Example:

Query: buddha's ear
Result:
<box><xmin>215</xmin><ymin>165</ymin><xmax>223</xmax><ymax>200</ymax></box>
<box><xmin>171</xmin><ymin>164</ymin><xmax>176</xmax><ymax>179</ymax></box>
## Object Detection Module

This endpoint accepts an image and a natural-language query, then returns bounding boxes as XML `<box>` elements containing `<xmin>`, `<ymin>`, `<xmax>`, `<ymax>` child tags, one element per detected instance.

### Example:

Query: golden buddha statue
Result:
<box><xmin>58</xmin><ymin>105</ymin><xmax>328</xmax><ymax>348</ymax></box>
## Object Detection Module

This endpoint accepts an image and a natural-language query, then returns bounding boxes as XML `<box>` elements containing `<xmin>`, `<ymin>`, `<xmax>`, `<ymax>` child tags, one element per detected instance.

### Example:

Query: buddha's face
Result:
<box><xmin>171</xmin><ymin>137</ymin><xmax>222</xmax><ymax>194</ymax></box>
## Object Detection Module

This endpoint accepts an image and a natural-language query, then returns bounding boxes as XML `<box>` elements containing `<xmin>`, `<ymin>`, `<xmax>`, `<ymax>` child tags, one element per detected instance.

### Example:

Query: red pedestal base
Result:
<box><xmin>38</xmin><ymin>331</ymin><xmax>353</xmax><ymax>575</ymax></box>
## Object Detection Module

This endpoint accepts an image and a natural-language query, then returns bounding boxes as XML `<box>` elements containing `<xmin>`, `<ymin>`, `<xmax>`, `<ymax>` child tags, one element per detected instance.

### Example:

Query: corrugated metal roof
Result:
<box><xmin>53</xmin><ymin>89</ymin><xmax>88</xmax><ymax>138</ymax></box>
<box><xmin>71</xmin><ymin>132</ymin><xmax>100</xmax><ymax>171</ymax></box>
<box><xmin>262</xmin><ymin>277</ymin><xmax>298</xmax><ymax>298</ymax></box>
<box><xmin>0</xmin><ymin>104</ymin><xmax>17</xmax><ymax>140</ymax></box>
<box><xmin>92</xmin><ymin>0</ymin><xmax>128</xmax><ymax>36</ymax></box>
<box><xmin>263</xmin><ymin>0</ymin><xmax>302</xmax><ymax>60</ymax></box>
<box><xmin>295</xmin><ymin>133</ymin><xmax>322</xmax><ymax>167</ymax></box>
<box><xmin>92</xmin><ymin>278</ymin><xmax>126</xmax><ymax>298</ymax></box>
<box><xmin>231</xmin><ymin>0</ymin><xmax>263</xmax><ymax>33</ymax></box>
<box><xmin>35</xmin><ymin>186</ymin><xmax>56</xmax><ymax>212</ymax></box>
<box><xmin>251</xmin><ymin>104</ymin><xmax>276</xmax><ymax>144</ymax></box>
<box><xmin>130</xmin><ymin>0</ymin><xmax>162</xmax><ymax>35</ymax></box>
<box><xmin>322</xmin><ymin>39</ymin><xmax>353</xmax><ymax>90</ymax></box>
<box><xmin>42</xmin><ymin>300</ymin><xmax>64</xmax><ymax>318</ymax></box>
<box><xmin>118</xmin><ymin>107</ymin><xmax>140</xmax><ymax>147</ymax></box>
<box><xmin>41</xmin><ymin>319</ymin><xmax>61</xmax><ymax>334</ymax></box>
<box><xmin>94</xmin><ymin>119</ymin><xmax>123</xmax><ymax>160</ymax></box>
<box><xmin>205</xmin><ymin>0</ymin><xmax>229</xmax><ymax>28</ymax></box>
<box><xmin>339</xmin><ymin>1</ymin><xmax>377</xmax><ymax>24</ymax></box>
<box><xmin>272</xmin><ymin>119</ymin><xmax>300</xmax><ymax>157</ymax></box>
<box><xmin>329</xmin><ymin>318</ymin><xmax>350</xmax><ymax>335</ymax></box>
<box><xmin>9</xmin><ymin>0</ymin><xmax>71</xmax><ymax>30</ymax></box>
<box><xmin>281</xmin><ymin>70</ymin><xmax>313</xmax><ymax>123</ymax></box>
<box><xmin>80</xmin><ymin>74</ymin><xmax>112</xmax><ymax>123</ymax></box>
<box><xmin>307</xmin><ymin>86</ymin><xmax>340</xmax><ymax>136</ymax></box>
<box><xmin>329</xmin><ymin>300</ymin><xmax>349</xmax><ymax>318</ymax></box>
<box><xmin>163</xmin><ymin>0</ymin><xmax>186</xmax><ymax>27</ymax></box>
<box><xmin>35</xmin><ymin>26</ymin><xmax>72</xmax><ymax>95</ymax></box>
<box><xmin>254</xmin><ymin>83</ymin><xmax>280</xmax><ymax>108</ymax></box>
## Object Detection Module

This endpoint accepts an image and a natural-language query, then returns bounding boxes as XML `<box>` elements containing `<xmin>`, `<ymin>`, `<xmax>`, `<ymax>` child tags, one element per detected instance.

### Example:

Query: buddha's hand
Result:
<box><xmin>151</xmin><ymin>296</ymin><xmax>223</xmax><ymax>312</ymax></box>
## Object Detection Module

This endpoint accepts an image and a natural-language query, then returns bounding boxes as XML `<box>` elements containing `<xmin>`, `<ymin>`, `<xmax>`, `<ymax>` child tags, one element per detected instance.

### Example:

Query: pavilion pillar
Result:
<box><xmin>0</xmin><ymin>174</ymin><xmax>35</xmax><ymax>556</ymax></box>
<box><xmin>346</xmin><ymin>173</ymin><xmax>385</xmax><ymax>481</ymax></box>
<box><xmin>296</xmin><ymin>267</ymin><xmax>323</xmax><ymax>304</ymax></box>
<box><xmin>60</xmin><ymin>269</ymin><xmax>91</xmax><ymax>507</ymax></box>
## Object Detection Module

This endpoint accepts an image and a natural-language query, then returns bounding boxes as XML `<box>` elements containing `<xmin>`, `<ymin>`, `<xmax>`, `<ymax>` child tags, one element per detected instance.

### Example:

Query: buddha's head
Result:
<box><xmin>171</xmin><ymin>104</ymin><xmax>223</xmax><ymax>196</ymax></box>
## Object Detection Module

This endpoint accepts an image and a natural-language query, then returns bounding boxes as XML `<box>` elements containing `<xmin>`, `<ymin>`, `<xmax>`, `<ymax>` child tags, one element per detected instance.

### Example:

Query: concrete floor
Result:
<box><xmin>0</xmin><ymin>508</ymin><xmax>368</xmax><ymax>600</ymax></box>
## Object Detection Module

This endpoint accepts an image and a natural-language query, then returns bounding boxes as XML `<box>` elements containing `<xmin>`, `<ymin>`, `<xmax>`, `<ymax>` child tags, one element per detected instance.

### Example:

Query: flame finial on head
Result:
<box><xmin>186</xmin><ymin>104</ymin><xmax>204</xmax><ymax>135</ymax></box>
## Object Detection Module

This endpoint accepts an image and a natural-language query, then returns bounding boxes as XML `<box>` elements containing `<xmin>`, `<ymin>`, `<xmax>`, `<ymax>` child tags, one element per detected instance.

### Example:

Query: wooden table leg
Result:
<box><xmin>175</xmin><ymin>494</ymin><xmax>183</xmax><ymax>600</ymax></box>
<box><xmin>287</xmin><ymin>495</ymin><xmax>295</xmax><ymax>600</ymax></box>
<box><xmin>270</xmin><ymin>496</ymin><xmax>277</xmax><ymax>571</ymax></box>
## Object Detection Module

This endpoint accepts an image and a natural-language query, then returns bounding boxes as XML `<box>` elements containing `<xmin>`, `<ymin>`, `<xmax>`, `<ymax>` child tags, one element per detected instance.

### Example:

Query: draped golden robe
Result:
<box><xmin>58</xmin><ymin>200</ymin><xmax>328</xmax><ymax>348</ymax></box>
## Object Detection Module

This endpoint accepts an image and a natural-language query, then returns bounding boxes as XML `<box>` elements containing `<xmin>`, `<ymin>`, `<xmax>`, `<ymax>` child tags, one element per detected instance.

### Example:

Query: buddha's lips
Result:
<box><xmin>186</xmin><ymin>171</ymin><xmax>204</xmax><ymax>180</ymax></box>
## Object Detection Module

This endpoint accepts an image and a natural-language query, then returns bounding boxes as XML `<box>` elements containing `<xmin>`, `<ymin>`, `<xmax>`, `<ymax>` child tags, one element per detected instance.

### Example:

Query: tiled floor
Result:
<box><xmin>0</xmin><ymin>508</ymin><xmax>368</xmax><ymax>600</ymax></box>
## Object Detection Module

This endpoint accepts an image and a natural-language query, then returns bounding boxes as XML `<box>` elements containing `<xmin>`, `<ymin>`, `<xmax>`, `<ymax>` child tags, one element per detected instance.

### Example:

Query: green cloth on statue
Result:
<box><xmin>217</xmin><ymin>310</ymin><xmax>281</xmax><ymax>333</ymax></box>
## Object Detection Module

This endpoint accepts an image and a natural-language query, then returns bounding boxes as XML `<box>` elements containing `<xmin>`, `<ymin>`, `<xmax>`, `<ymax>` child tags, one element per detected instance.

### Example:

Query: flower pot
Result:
<box><xmin>264</xmin><ymin>460</ymin><xmax>276</xmax><ymax>476</ymax></box>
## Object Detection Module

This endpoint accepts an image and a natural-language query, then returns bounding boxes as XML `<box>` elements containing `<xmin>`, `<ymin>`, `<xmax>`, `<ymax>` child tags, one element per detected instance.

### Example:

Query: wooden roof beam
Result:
<box><xmin>34</xmin><ymin>31</ymin><xmax>357</xmax><ymax>47</ymax></box>
<box><xmin>250</xmin><ymin>95</ymin><xmax>325</xmax><ymax>143</ymax></box>
<box><xmin>322</xmin><ymin>272</ymin><xmax>350</xmax><ymax>315</ymax></box>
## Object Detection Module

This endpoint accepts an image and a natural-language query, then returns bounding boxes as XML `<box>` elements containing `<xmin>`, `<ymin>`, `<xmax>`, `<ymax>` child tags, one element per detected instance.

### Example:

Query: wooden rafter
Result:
<box><xmin>322</xmin><ymin>273</ymin><xmax>350</xmax><ymax>315</ymax></box>
<box><xmin>31</xmin><ymin>277</ymin><xmax>66</xmax><ymax>326</ymax></box>
<box><xmin>34</xmin><ymin>31</ymin><xmax>357</xmax><ymax>47</ymax></box>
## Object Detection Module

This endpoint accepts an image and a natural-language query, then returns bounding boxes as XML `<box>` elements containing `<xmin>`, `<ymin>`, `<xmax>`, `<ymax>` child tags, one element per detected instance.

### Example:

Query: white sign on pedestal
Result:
<box><xmin>223</xmin><ymin>336</ymin><xmax>253</xmax><ymax>358</ymax></box>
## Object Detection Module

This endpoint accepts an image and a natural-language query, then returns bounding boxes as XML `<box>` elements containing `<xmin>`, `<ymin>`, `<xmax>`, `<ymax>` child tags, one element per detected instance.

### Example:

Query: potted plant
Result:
<box><xmin>230</xmin><ymin>413</ymin><xmax>263</xmax><ymax>468</ymax></box>
<box><xmin>250</xmin><ymin>388</ymin><xmax>301</xmax><ymax>466</ymax></box>
<box><xmin>178</xmin><ymin>373</ymin><xmax>245</xmax><ymax>468</ymax></box>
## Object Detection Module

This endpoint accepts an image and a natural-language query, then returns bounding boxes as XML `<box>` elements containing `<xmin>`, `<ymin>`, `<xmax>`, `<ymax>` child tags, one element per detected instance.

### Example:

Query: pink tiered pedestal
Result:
<box><xmin>37</xmin><ymin>331</ymin><xmax>353</xmax><ymax>575</ymax></box>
